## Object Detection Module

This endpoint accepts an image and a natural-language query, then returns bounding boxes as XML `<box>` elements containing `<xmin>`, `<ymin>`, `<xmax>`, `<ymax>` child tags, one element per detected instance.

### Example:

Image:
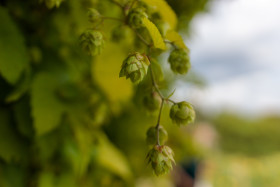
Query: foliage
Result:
<box><xmin>0</xmin><ymin>0</ymin><xmax>210</xmax><ymax>186</ymax></box>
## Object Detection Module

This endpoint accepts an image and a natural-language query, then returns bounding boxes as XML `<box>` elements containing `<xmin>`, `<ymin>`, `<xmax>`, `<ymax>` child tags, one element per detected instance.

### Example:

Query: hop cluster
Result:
<box><xmin>87</xmin><ymin>8</ymin><xmax>101</xmax><ymax>23</ymax></box>
<box><xmin>146</xmin><ymin>126</ymin><xmax>168</xmax><ymax>146</ymax></box>
<box><xmin>143</xmin><ymin>92</ymin><xmax>162</xmax><ymax>112</ymax></box>
<box><xmin>170</xmin><ymin>101</ymin><xmax>195</xmax><ymax>126</ymax></box>
<box><xmin>79</xmin><ymin>29</ymin><xmax>104</xmax><ymax>56</ymax></box>
<box><xmin>147</xmin><ymin>145</ymin><xmax>175</xmax><ymax>176</ymax></box>
<box><xmin>168</xmin><ymin>49</ymin><xmax>190</xmax><ymax>74</ymax></box>
<box><xmin>119</xmin><ymin>52</ymin><xmax>150</xmax><ymax>84</ymax></box>
<box><xmin>127</xmin><ymin>8</ymin><xmax>148</xmax><ymax>29</ymax></box>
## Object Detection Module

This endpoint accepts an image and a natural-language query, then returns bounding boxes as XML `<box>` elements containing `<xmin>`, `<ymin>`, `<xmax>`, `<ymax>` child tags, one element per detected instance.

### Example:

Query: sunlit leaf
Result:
<box><xmin>142</xmin><ymin>17</ymin><xmax>166</xmax><ymax>50</ymax></box>
<box><xmin>142</xmin><ymin>0</ymin><xmax>177</xmax><ymax>29</ymax></box>
<box><xmin>96</xmin><ymin>132</ymin><xmax>132</xmax><ymax>180</ymax></box>
<box><xmin>165</xmin><ymin>30</ymin><xmax>187</xmax><ymax>49</ymax></box>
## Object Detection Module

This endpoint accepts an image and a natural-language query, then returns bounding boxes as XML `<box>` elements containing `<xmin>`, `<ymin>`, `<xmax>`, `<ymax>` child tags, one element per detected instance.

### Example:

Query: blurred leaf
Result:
<box><xmin>97</xmin><ymin>132</ymin><xmax>132</xmax><ymax>180</ymax></box>
<box><xmin>0</xmin><ymin>7</ymin><xmax>29</xmax><ymax>84</ymax></box>
<box><xmin>13</xmin><ymin>97</ymin><xmax>34</xmax><ymax>138</ymax></box>
<box><xmin>142</xmin><ymin>17</ymin><xmax>166</xmax><ymax>50</ymax></box>
<box><xmin>150</xmin><ymin>59</ymin><xmax>164</xmax><ymax>82</ymax></box>
<box><xmin>38</xmin><ymin>171</ymin><xmax>55</xmax><ymax>187</ymax></box>
<box><xmin>142</xmin><ymin>0</ymin><xmax>177</xmax><ymax>29</ymax></box>
<box><xmin>0</xmin><ymin>108</ymin><xmax>27</xmax><ymax>162</ymax></box>
<box><xmin>93</xmin><ymin>43</ymin><xmax>133</xmax><ymax>107</ymax></box>
<box><xmin>31</xmin><ymin>72</ymin><xmax>66</xmax><ymax>136</ymax></box>
<box><xmin>165</xmin><ymin>30</ymin><xmax>187</xmax><ymax>49</ymax></box>
<box><xmin>5</xmin><ymin>68</ymin><xmax>31</xmax><ymax>103</ymax></box>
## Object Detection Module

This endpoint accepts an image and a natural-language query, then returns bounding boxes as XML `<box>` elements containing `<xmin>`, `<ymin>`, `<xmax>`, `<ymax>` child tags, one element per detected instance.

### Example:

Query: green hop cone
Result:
<box><xmin>146</xmin><ymin>126</ymin><xmax>168</xmax><ymax>146</ymax></box>
<box><xmin>147</xmin><ymin>145</ymin><xmax>175</xmax><ymax>176</ymax></box>
<box><xmin>143</xmin><ymin>92</ymin><xmax>161</xmax><ymax>112</ymax></box>
<box><xmin>170</xmin><ymin>101</ymin><xmax>195</xmax><ymax>126</ymax></box>
<box><xmin>119</xmin><ymin>52</ymin><xmax>150</xmax><ymax>84</ymax></box>
<box><xmin>87</xmin><ymin>8</ymin><xmax>101</xmax><ymax>23</ymax></box>
<box><xmin>168</xmin><ymin>48</ymin><xmax>191</xmax><ymax>74</ymax></box>
<box><xmin>127</xmin><ymin>8</ymin><xmax>148</xmax><ymax>29</ymax></box>
<box><xmin>79</xmin><ymin>29</ymin><xmax>104</xmax><ymax>56</ymax></box>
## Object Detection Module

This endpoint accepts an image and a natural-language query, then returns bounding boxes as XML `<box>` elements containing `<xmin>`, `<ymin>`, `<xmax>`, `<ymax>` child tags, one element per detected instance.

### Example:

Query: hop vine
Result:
<box><xmin>78</xmin><ymin>0</ymin><xmax>195</xmax><ymax>176</ymax></box>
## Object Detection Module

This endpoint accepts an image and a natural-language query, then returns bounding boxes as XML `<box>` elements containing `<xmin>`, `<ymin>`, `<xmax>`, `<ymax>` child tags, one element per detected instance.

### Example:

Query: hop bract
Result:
<box><xmin>170</xmin><ymin>101</ymin><xmax>195</xmax><ymax>126</ymax></box>
<box><xmin>128</xmin><ymin>8</ymin><xmax>148</xmax><ymax>29</ymax></box>
<box><xmin>79</xmin><ymin>29</ymin><xmax>104</xmax><ymax>56</ymax></box>
<box><xmin>146</xmin><ymin>126</ymin><xmax>168</xmax><ymax>146</ymax></box>
<box><xmin>147</xmin><ymin>145</ymin><xmax>175</xmax><ymax>176</ymax></box>
<box><xmin>168</xmin><ymin>48</ymin><xmax>190</xmax><ymax>74</ymax></box>
<box><xmin>119</xmin><ymin>52</ymin><xmax>150</xmax><ymax>84</ymax></box>
<box><xmin>143</xmin><ymin>92</ymin><xmax>161</xmax><ymax>112</ymax></box>
<box><xmin>87</xmin><ymin>8</ymin><xmax>101</xmax><ymax>23</ymax></box>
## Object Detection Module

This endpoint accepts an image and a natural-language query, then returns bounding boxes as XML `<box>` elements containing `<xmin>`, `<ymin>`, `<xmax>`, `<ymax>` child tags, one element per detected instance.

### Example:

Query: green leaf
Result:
<box><xmin>0</xmin><ymin>108</ymin><xmax>28</xmax><ymax>162</ymax></box>
<box><xmin>142</xmin><ymin>0</ymin><xmax>177</xmax><ymax>29</ymax></box>
<box><xmin>165</xmin><ymin>30</ymin><xmax>188</xmax><ymax>49</ymax></box>
<box><xmin>142</xmin><ymin>17</ymin><xmax>166</xmax><ymax>50</ymax></box>
<box><xmin>166</xmin><ymin>88</ymin><xmax>176</xmax><ymax>99</ymax></box>
<box><xmin>150</xmin><ymin>59</ymin><xmax>164</xmax><ymax>82</ymax></box>
<box><xmin>96</xmin><ymin>132</ymin><xmax>132</xmax><ymax>180</ymax></box>
<box><xmin>0</xmin><ymin>7</ymin><xmax>29</xmax><ymax>84</ymax></box>
<box><xmin>31</xmin><ymin>72</ymin><xmax>66</xmax><ymax>136</ymax></box>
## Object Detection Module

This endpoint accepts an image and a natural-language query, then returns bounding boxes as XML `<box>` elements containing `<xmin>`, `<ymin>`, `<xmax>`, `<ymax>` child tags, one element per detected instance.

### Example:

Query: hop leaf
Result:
<box><xmin>168</xmin><ymin>48</ymin><xmax>190</xmax><ymax>74</ymax></box>
<box><xmin>127</xmin><ymin>8</ymin><xmax>148</xmax><ymax>29</ymax></box>
<box><xmin>147</xmin><ymin>145</ymin><xmax>175</xmax><ymax>176</ymax></box>
<box><xmin>87</xmin><ymin>8</ymin><xmax>101</xmax><ymax>23</ymax></box>
<box><xmin>142</xmin><ymin>17</ymin><xmax>166</xmax><ymax>50</ymax></box>
<box><xmin>146</xmin><ymin>126</ymin><xmax>168</xmax><ymax>146</ymax></box>
<box><xmin>143</xmin><ymin>92</ymin><xmax>161</xmax><ymax>112</ymax></box>
<box><xmin>170</xmin><ymin>101</ymin><xmax>195</xmax><ymax>126</ymax></box>
<box><xmin>165</xmin><ymin>30</ymin><xmax>187</xmax><ymax>49</ymax></box>
<box><xmin>119</xmin><ymin>52</ymin><xmax>150</xmax><ymax>84</ymax></box>
<box><xmin>79</xmin><ymin>29</ymin><xmax>104</xmax><ymax>56</ymax></box>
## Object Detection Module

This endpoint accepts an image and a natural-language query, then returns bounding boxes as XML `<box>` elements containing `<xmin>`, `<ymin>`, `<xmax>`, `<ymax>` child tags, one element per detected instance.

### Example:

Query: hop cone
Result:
<box><xmin>170</xmin><ymin>101</ymin><xmax>195</xmax><ymax>126</ymax></box>
<box><xmin>168</xmin><ymin>48</ymin><xmax>190</xmax><ymax>74</ymax></box>
<box><xmin>127</xmin><ymin>8</ymin><xmax>148</xmax><ymax>29</ymax></box>
<box><xmin>146</xmin><ymin>126</ymin><xmax>168</xmax><ymax>146</ymax></box>
<box><xmin>79</xmin><ymin>29</ymin><xmax>104</xmax><ymax>56</ymax></box>
<box><xmin>119</xmin><ymin>52</ymin><xmax>150</xmax><ymax>84</ymax></box>
<box><xmin>147</xmin><ymin>145</ymin><xmax>175</xmax><ymax>176</ymax></box>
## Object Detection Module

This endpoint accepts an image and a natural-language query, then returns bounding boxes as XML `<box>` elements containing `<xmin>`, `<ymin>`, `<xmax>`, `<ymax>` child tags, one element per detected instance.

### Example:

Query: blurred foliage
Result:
<box><xmin>213</xmin><ymin>114</ymin><xmax>280</xmax><ymax>156</ymax></box>
<box><xmin>0</xmin><ymin>0</ymin><xmax>210</xmax><ymax>186</ymax></box>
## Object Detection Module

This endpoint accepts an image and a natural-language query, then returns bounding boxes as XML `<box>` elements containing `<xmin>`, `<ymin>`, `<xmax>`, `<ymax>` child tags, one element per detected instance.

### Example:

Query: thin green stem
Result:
<box><xmin>156</xmin><ymin>98</ymin><xmax>164</xmax><ymax>145</ymax></box>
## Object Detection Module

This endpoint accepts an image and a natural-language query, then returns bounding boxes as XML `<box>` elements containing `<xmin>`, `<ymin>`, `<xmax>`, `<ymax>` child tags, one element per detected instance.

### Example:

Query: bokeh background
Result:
<box><xmin>0</xmin><ymin>0</ymin><xmax>279</xmax><ymax>187</ymax></box>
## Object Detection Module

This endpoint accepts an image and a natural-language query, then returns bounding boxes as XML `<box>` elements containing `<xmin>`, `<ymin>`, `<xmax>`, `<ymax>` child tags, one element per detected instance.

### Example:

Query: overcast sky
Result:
<box><xmin>176</xmin><ymin>0</ymin><xmax>280</xmax><ymax>116</ymax></box>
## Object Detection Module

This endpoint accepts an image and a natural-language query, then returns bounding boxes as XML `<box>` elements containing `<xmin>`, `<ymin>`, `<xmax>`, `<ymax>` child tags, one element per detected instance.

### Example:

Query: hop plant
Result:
<box><xmin>87</xmin><ymin>8</ymin><xmax>101</xmax><ymax>23</ymax></box>
<box><xmin>143</xmin><ymin>92</ymin><xmax>162</xmax><ymax>112</ymax></box>
<box><xmin>147</xmin><ymin>145</ymin><xmax>175</xmax><ymax>176</ymax></box>
<box><xmin>170</xmin><ymin>101</ymin><xmax>195</xmax><ymax>126</ymax></box>
<box><xmin>119</xmin><ymin>52</ymin><xmax>150</xmax><ymax>84</ymax></box>
<box><xmin>79</xmin><ymin>29</ymin><xmax>104</xmax><ymax>56</ymax></box>
<box><xmin>146</xmin><ymin>126</ymin><xmax>168</xmax><ymax>145</ymax></box>
<box><xmin>168</xmin><ymin>48</ymin><xmax>190</xmax><ymax>74</ymax></box>
<box><xmin>127</xmin><ymin>8</ymin><xmax>148</xmax><ymax>29</ymax></box>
